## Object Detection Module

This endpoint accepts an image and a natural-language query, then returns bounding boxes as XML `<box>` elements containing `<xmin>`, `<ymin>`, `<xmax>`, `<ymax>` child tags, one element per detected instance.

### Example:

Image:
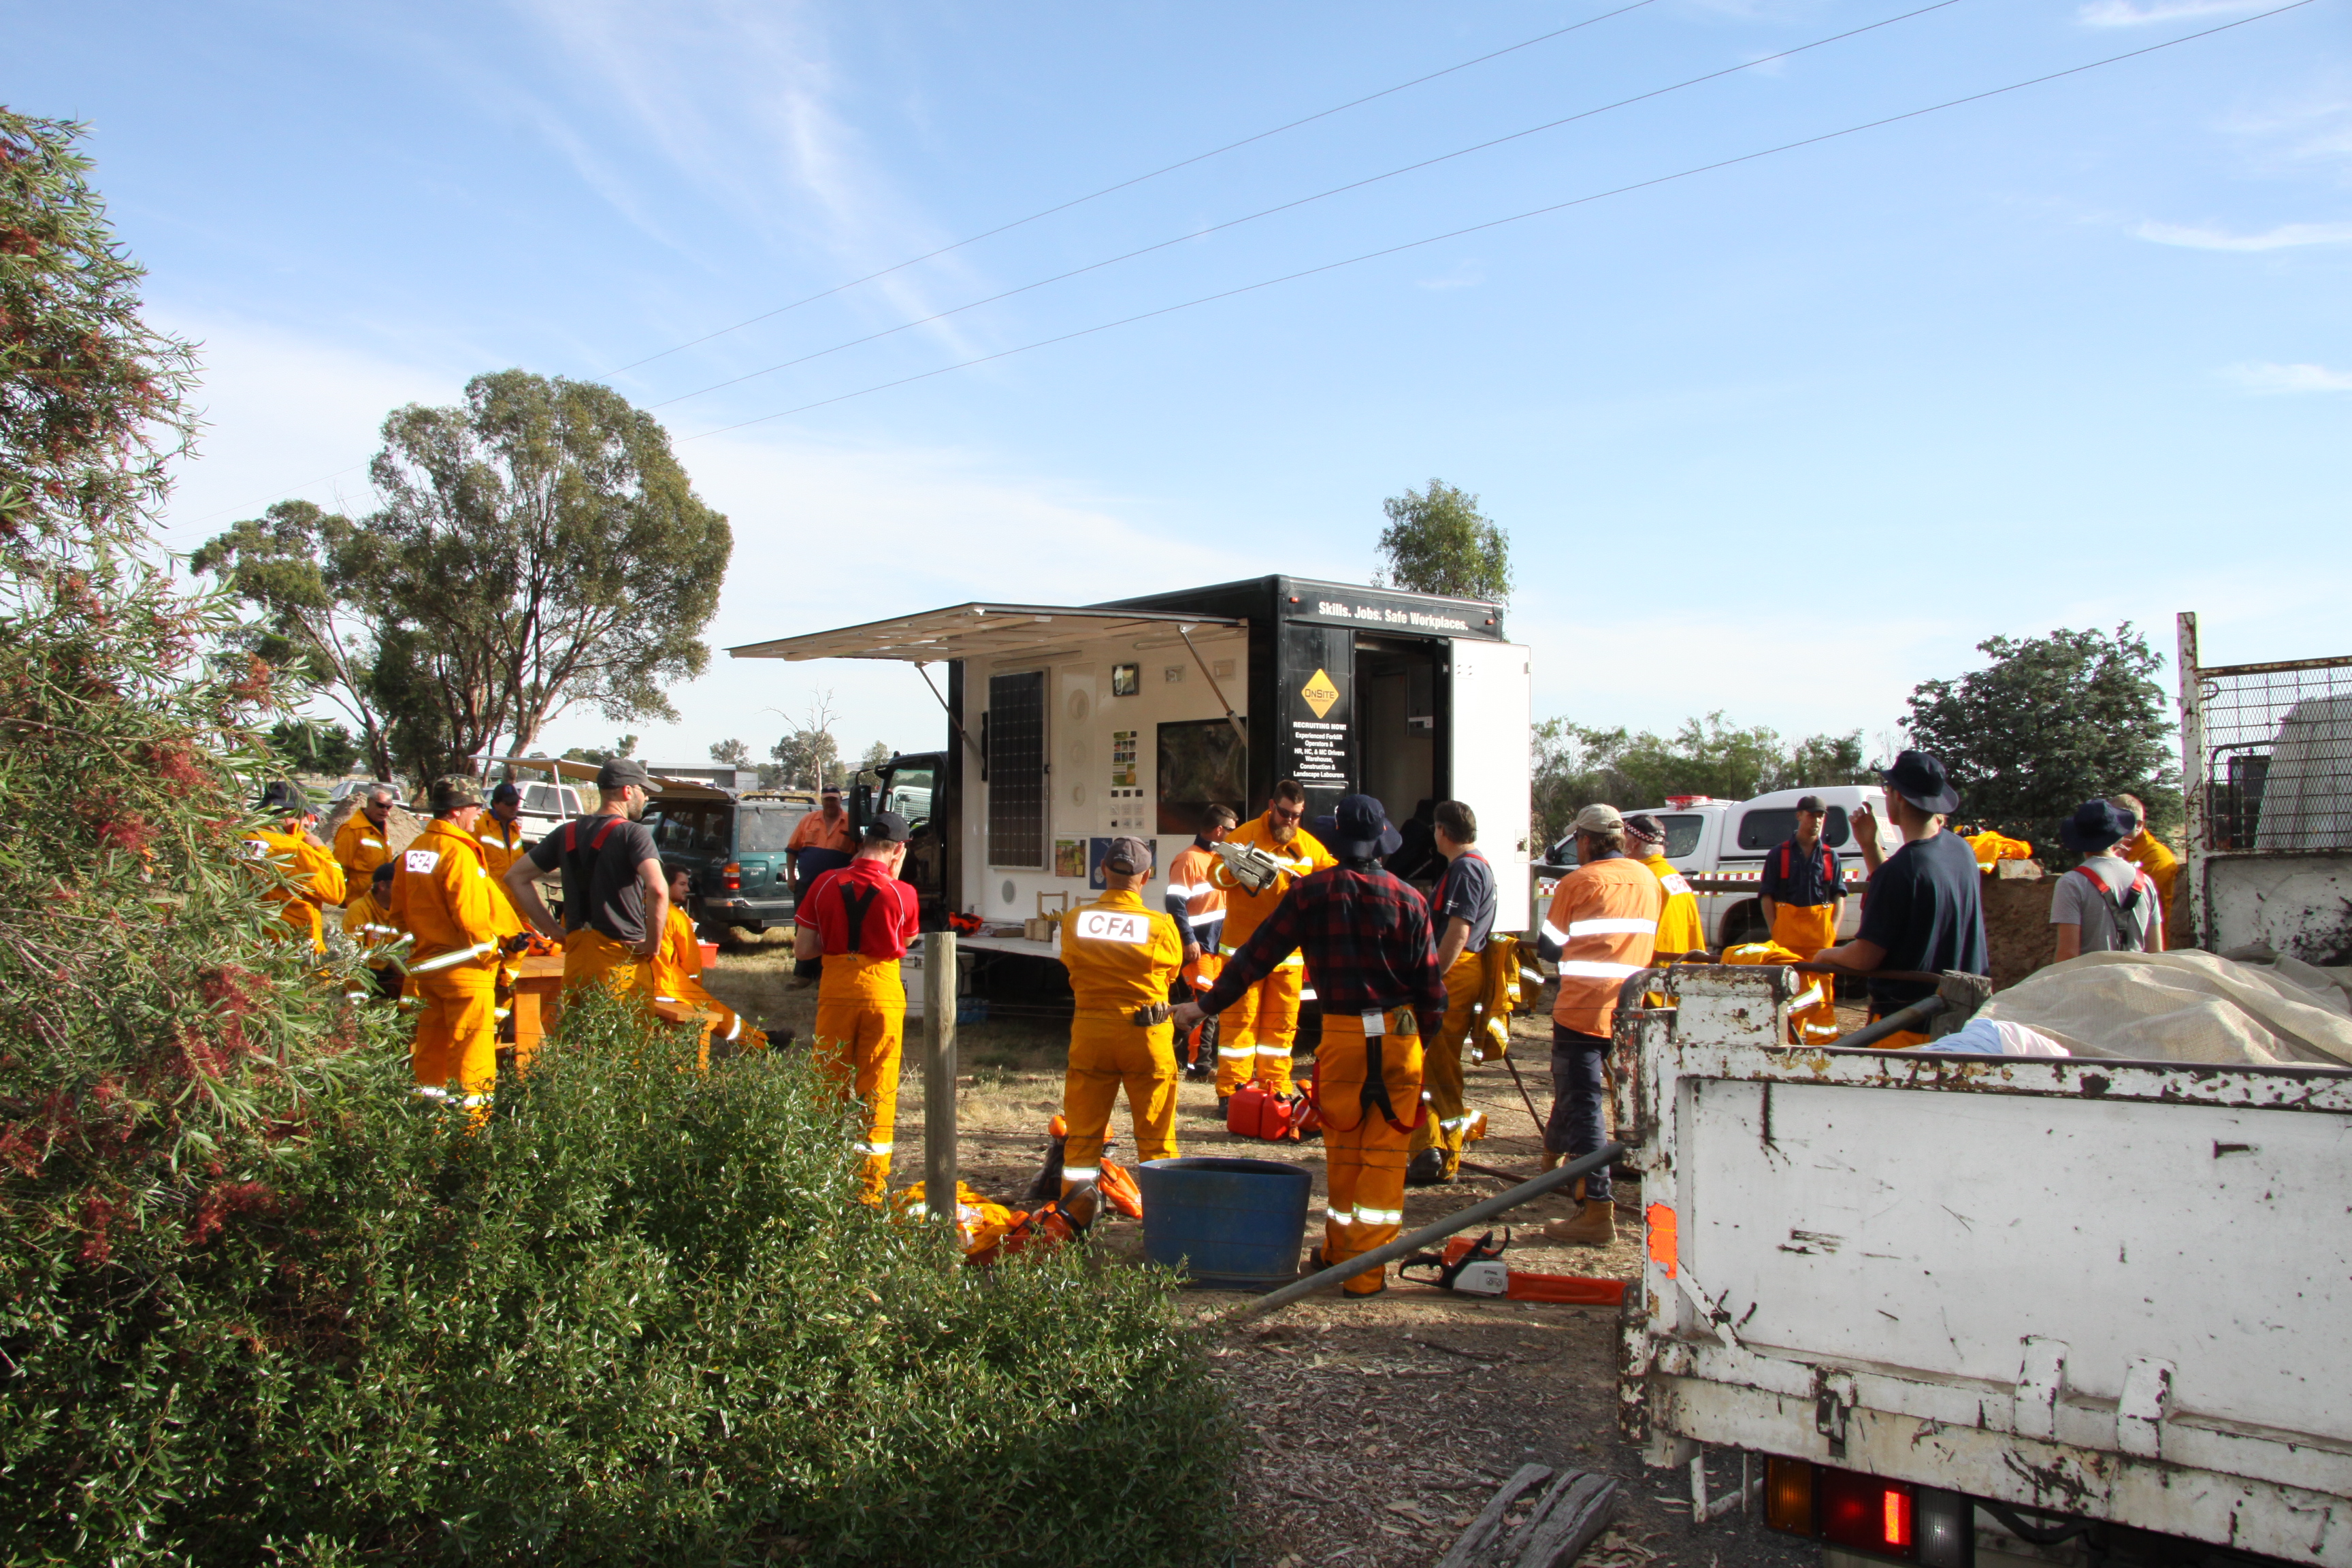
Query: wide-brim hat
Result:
<box><xmin>2057</xmin><ymin>798</ymin><xmax>2138</xmax><ymax>853</ymax></box>
<box><xmin>1331</xmin><ymin>793</ymin><xmax>1403</xmax><ymax>859</ymax></box>
<box><xmin>1883</xmin><ymin>750</ymin><xmax>1960</xmax><ymax>815</ymax></box>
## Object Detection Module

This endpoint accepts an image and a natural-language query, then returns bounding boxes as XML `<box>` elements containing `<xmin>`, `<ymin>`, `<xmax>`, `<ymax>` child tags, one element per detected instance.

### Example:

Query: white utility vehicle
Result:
<box><xmin>1536</xmin><ymin>784</ymin><xmax>1893</xmax><ymax>946</ymax></box>
<box><xmin>1615</xmin><ymin>614</ymin><xmax>2352</xmax><ymax>1568</ymax></box>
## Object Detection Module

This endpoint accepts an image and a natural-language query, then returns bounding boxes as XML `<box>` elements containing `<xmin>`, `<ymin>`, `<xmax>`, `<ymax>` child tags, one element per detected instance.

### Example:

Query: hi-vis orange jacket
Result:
<box><xmin>1213</xmin><ymin>813</ymin><xmax>1334</xmax><ymax>953</ymax></box>
<box><xmin>1538</xmin><ymin>855</ymin><xmax>1662</xmax><ymax>1038</ymax></box>
<box><xmin>389</xmin><ymin>819</ymin><xmax>503</xmax><ymax>977</ymax></box>
<box><xmin>1163</xmin><ymin>840</ymin><xmax>1228</xmax><ymax>950</ymax></box>
<box><xmin>1060</xmin><ymin>887</ymin><xmax>1184</xmax><ymax>1014</ymax></box>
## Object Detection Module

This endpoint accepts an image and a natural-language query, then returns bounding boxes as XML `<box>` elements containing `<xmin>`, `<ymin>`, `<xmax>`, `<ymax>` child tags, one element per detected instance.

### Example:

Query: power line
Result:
<box><xmin>677</xmin><ymin>0</ymin><xmax>2316</xmax><ymax>446</ymax></box>
<box><xmin>169</xmin><ymin>462</ymin><xmax>370</xmax><ymax>532</ymax></box>
<box><xmin>643</xmin><ymin>0</ymin><xmax>1963</xmax><ymax>414</ymax></box>
<box><xmin>606</xmin><ymin>0</ymin><xmax>1661</xmax><ymax>376</ymax></box>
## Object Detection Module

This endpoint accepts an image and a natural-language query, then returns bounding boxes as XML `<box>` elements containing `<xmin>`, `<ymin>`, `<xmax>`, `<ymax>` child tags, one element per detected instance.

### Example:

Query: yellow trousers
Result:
<box><xmin>1060</xmin><ymin>1013</ymin><xmax>1178</xmax><ymax>1193</ymax></box>
<box><xmin>1316</xmin><ymin>1010</ymin><xmax>1423</xmax><ymax>1295</ymax></box>
<box><xmin>410</xmin><ymin>966</ymin><xmax>497</xmax><ymax>1105</ymax></box>
<box><xmin>1219</xmin><ymin>959</ymin><xmax>1303</xmax><ymax>1096</ymax></box>
<box><xmin>814</xmin><ymin>953</ymin><xmax>904</xmax><ymax>1201</ymax></box>
<box><xmin>1408</xmin><ymin>951</ymin><xmax>1487</xmax><ymax>1176</ymax></box>
<box><xmin>562</xmin><ymin>927</ymin><xmax>644</xmax><ymax>998</ymax></box>
<box><xmin>1769</xmin><ymin>902</ymin><xmax>1840</xmax><ymax>960</ymax></box>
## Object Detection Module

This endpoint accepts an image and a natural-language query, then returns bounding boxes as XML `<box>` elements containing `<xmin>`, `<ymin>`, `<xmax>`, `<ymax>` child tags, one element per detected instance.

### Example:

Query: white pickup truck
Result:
<box><xmin>1535</xmin><ymin>785</ymin><xmax>1891</xmax><ymax>947</ymax></box>
<box><xmin>1615</xmin><ymin>615</ymin><xmax>2352</xmax><ymax>1568</ymax></box>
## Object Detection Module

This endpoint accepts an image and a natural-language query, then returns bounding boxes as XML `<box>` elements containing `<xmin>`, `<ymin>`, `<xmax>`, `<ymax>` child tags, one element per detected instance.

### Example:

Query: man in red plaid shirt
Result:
<box><xmin>1173</xmin><ymin>794</ymin><xmax>1445</xmax><ymax>1297</ymax></box>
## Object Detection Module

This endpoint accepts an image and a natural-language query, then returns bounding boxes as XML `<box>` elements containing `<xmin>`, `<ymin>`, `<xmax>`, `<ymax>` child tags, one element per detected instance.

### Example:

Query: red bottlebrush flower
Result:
<box><xmin>95</xmin><ymin>813</ymin><xmax>154</xmax><ymax>855</ymax></box>
<box><xmin>197</xmin><ymin>966</ymin><xmax>263</xmax><ymax>1017</ymax></box>
<box><xmin>141</xmin><ymin>740</ymin><xmax>210</xmax><ymax>789</ymax></box>
<box><xmin>0</xmin><ymin>1122</ymin><xmax>42</xmax><ymax>1178</ymax></box>
<box><xmin>79</xmin><ymin>1194</ymin><xmax>118</xmax><ymax>1267</ymax></box>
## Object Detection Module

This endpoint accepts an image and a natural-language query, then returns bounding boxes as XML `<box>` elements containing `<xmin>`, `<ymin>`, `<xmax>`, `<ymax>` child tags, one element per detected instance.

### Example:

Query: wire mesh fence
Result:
<box><xmin>2195</xmin><ymin>657</ymin><xmax>2352</xmax><ymax>853</ymax></box>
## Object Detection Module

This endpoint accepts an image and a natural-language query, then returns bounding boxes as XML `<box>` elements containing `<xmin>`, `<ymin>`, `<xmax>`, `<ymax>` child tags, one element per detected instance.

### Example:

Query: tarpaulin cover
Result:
<box><xmin>1976</xmin><ymin>947</ymin><xmax>2352</xmax><ymax>1066</ymax></box>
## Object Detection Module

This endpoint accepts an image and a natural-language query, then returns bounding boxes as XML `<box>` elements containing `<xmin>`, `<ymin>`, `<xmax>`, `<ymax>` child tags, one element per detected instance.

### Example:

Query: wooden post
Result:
<box><xmin>922</xmin><ymin>930</ymin><xmax>958</xmax><ymax>1222</ymax></box>
<box><xmin>2176</xmin><ymin>611</ymin><xmax>2205</xmax><ymax>949</ymax></box>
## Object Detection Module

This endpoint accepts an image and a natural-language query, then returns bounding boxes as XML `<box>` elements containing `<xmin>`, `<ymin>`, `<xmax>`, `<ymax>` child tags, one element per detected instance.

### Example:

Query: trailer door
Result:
<box><xmin>1449</xmin><ymin>639</ymin><xmax>1531</xmax><ymax>926</ymax></box>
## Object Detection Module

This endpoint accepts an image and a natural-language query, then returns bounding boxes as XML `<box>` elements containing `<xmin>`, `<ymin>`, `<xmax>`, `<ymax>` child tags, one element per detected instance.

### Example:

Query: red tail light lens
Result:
<box><xmin>721</xmin><ymin>862</ymin><xmax>741</xmax><ymax>892</ymax></box>
<box><xmin>1820</xmin><ymin>1468</ymin><xmax>1916</xmax><ymax>1559</ymax></box>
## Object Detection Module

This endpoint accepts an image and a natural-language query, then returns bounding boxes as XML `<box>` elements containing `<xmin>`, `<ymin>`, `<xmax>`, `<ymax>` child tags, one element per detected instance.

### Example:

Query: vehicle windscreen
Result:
<box><xmin>1658</xmin><ymin>813</ymin><xmax>1706</xmax><ymax>858</ymax></box>
<box><xmin>1736</xmin><ymin>806</ymin><xmax>1850</xmax><ymax>851</ymax></box>
<box><xmin>736</xmin><ymin>806</ymin><xmax>808</xmax><ymax>853</ymax></box>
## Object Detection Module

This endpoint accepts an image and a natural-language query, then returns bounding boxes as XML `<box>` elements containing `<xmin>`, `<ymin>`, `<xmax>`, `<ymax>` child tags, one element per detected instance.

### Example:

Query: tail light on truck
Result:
<box><xmin>721</xmin><ymin>862</ymin><xmax>741</xmax><ymax>892</ymax></box>
<box><xmin>1765</xmin><ymin>1457</ymin><xmax>1970</xmax><ymax>1567</ymax></box>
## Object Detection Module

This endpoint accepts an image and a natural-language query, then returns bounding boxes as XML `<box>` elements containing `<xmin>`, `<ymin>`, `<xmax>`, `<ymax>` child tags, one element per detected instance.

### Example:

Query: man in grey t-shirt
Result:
<box><xmin>2050</xmin><ymin>798</ymin><xmax>2166</xmax><ymax>960</ymax></box>
<box><xmin>505</xmin><ymin>759</ymin><xmax>670</xmax><ymax>996</ymax></box>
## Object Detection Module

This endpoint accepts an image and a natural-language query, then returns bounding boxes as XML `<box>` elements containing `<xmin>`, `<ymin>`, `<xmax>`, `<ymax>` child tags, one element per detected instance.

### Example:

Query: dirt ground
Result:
<box><xmin>702</xmin><ymin>937</ymin><xmax>1827</xmax><ymax>1568</ymax></box>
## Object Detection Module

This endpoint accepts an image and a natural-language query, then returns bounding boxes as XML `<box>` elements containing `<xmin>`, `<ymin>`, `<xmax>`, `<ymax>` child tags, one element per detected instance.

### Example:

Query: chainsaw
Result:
<box><xmin>1399</xmin><ymin>1228</ymin><xmax>1627</xmax><ymax>1305</ymax></box>
<box><xmin>1211</xmin><ymin>838</ymin><xmax>1286</xmax><ymax>895</ymax></box>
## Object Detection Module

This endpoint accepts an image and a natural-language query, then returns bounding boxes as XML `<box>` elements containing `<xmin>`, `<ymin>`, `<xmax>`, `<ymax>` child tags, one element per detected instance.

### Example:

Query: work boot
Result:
<box><xmin>1404</xmin><ymin>1147</ymin><xmax>1450</xmax><ymax>1188</ymax></box>
<box><xmin>1542</xmin><ymin>1199</ymin><xmax>1616</xmax><ymax>1247</ymax></box>
<box><xmin>1216</xmin><ymin>1095</ymin><xmax>1231</xmax><ymax>1120</ymax></box>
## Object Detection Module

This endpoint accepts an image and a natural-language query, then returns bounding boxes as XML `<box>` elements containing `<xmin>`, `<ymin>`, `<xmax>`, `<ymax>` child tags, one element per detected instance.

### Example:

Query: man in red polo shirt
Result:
<box><xmin>794</xmin><ymin>811</ymin><xmax>921</xmax><ymax>1201</ymax></box>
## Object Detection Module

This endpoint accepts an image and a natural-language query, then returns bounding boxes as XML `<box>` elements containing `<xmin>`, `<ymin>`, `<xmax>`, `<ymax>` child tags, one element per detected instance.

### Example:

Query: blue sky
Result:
<box><xmin>12</xmin><ymin>0</ymin><xmax>2347</xmax><ymax>769</ymax></box>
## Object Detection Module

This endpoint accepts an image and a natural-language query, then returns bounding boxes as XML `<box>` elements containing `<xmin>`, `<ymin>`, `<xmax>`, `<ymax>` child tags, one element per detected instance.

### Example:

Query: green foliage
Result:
<box><xmin>5</xmin><ymin>994</ymin><xmax>1232</xmax><ymax>1566</ymax></box>
<box><xmin>770</xmin><ymin>692</ymin><xmax>843</xmax><ymax>790</ymax></box>
<box><xmin>269</xmin><ymin>716</ymin><xmax>361</xmax><ymax>777</ymax></box>
<box><xmin>1531</xmin><ymin>713</ymin><xmax>1878</xmax><ymax>849</ymax></box>
<box><xmin>0</xmin><ymin>110</ymin><xmax>199</xmax><ymax>558</ymax></box>
<box><xmin>708</xmin><ymin>736</ymin><xmax>753</xmax><ymax>769</ymax></box>
<box><xmin>562</xmin><ymin>734</ymin><xmax>638</xmax><ymax>766</ymax></box>
<box><xmin>1376</xmin><ymin>478</ymin><xmax>1512</xmax><ymax>606</ymax></box>
<box><xmin>1903</xmin><ymin>623</ymin><xmax>2180</xmax><ymax>857</ymax></box>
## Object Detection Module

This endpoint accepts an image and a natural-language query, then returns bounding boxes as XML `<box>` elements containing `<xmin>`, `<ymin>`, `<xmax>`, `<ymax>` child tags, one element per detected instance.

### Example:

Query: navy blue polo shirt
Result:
<box><xmin>1759</xmin><ymin>836</ymin><xmax>1844</xmax><ymax>908</ymax></box>
<box><xmin>1856</xmin><ymin>830</ymin><xmax>1989</xmax><ymax>1013</ymax></box>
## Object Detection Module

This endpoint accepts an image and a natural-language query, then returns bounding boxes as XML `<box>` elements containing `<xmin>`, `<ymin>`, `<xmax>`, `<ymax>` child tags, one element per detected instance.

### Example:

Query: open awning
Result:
<box><xmin>728</xmin><ymin>602</ymin><xmax>1245</xmax><ymax>664</ymax></box>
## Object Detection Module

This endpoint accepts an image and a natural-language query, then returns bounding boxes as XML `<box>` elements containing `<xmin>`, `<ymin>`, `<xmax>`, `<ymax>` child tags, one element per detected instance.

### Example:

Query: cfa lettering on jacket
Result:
<box><xmin>1075</xmin><ymin>909</ymin><xmax>1150</xmax><ymax>945</ymax></box>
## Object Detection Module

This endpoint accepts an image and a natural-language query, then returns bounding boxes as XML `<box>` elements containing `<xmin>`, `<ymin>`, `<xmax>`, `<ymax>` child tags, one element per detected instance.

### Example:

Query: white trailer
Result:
<box><xmin>728</xmin><ymin>576</ymin><xmax>1531</xmax><ymax>943</ymax></box>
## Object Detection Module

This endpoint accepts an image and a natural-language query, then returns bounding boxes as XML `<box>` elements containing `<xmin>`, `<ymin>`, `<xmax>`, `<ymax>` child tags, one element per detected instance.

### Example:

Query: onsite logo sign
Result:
<box><xmin>1299</xmin><ymin>668</ymin><xmax>1340</xmax><ymax>719</ymax></box>
<box><xmin>1075</xmin><ymin>909</ymin><xmax>1150</xmax><ymax>945</ymax></box>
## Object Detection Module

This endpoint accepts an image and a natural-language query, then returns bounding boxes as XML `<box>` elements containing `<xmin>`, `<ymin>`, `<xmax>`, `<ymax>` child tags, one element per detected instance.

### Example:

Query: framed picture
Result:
<box><xmin>1054</xmin><ymin>837</ymin><xmax>1088</xmax><ymax>878</ymax></box>
<box><xmin>1110</xmin><ymin>662</ymin><xmax>1141</xmax><ymax>697</ymax></box>
<box><xmin>1156</xmin><ymin>718</ymin><xmax>1247</xmax><ymax>836</ymax></box>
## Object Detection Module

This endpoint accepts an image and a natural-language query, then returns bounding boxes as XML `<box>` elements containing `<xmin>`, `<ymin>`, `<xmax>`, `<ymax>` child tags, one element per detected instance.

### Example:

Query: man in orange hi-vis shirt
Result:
<box><xmin>1208</xmin><ymin>779</ymin><xmax>1334</xmax><ymax>1102</ymax></box>
<box><xmin>1534</xmin><ymin>803</ymin><xmax>1661</xmax><ymax>1248</ymax></box>
<box><xmin>391</xmin><ymin>777</ymin><xmax>508</xmax><ymax>1109</ymax></box>
<box><xmin>787</xmin><ymin>785</ymin><xmax>860</xmax><ymax>893</ymax></box>
<box><xmin>1161</xmin><ymin>803</ymin><xmax>1236</xmax><ymax>1079</ymax></box>
<box><xmin>794</xmin><ymin>811</ymin><xmax>921</xmax><ymax>1201</ymax></box>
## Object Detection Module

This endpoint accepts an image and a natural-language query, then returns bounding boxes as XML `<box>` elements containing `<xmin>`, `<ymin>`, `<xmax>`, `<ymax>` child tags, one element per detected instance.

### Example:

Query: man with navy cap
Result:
<box><xmin>1818</xmin><ymin>750</ymin><xmax>1989</xmax><ymax>1047</ymax></box>
<box><xmin>1173</xmin><ymin>794</ymin><xmax>1445</xmax><ymax>1298</ymax></box>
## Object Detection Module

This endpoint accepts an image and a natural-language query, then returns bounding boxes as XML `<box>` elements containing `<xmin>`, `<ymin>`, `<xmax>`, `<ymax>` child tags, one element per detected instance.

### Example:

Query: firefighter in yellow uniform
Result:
<box><xmin>1625</xmin><ymin>814</ymin><xmax>1706</xmax><ymax>958</ymax></box>
<box><xmin>794</xmin><ymin>812</ymin><xmax>922</xmax><ymax>1202</ymax></box>
<box><xmin>504</xmin><ymin>760</ymin><xmax>668</xmax><ymax>1003</ymax></box>
<box><xmin>242</xmin><ymin>783</ymin><xmax>347</xmax><ymax>952</ymax></box>
<box><xmin>1759</xmin><ymin>796</ymin><xmax>1846</xmax><ymax>960</ymax></box>
<box><xmin>1060</xmin><ymin>837</ymin><xmax>1185</xmax><ymax>1192</ymax></box>
<box><xmin>331</xmin><ymin>784</ymin><xmax>397</xmax><ymax>899</ymax></box>
<box><xmin>1162</xmin><ymin>804</ymin><xmax>1236</xmax><ymax>1079</ymax></box>
<box><xmin>1176</xmin><ymin>794</ymin><xmax>1446</xmax><ymax>1298</ymax></box>
<box><xmin>1407</xmin><ymin>801</ymin><xmax>1499</xmax><ymax>1186</ymax></box>
<box><xmin>474</xmin><ymin>781</ymin><xmax>531</xmax><ymax>932</ymax></box>
<box><xmin>1208</xmin><ymin>781</ymin><xmax>1335</xmax><ymax>1102</ymax></box>
<box><xmin>340</xmin><ymin>861</ymin><xmax>407</xmax><ymax>1002</ymax></box>
<box><xmin>648</xmin><ymin>866</ymin><xmax>768</xmax><ymax>1062</ymax></box>
<box><xmin>391</xmin><ymin>777</ymin><xmax>506</xmax><ymax>1108</ymax></box>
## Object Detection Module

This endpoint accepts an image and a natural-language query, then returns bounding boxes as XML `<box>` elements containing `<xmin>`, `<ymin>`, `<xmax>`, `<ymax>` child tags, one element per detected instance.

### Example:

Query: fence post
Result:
<box><xmin>922</xmin><ymin>930</ymin><xmax>958</xmax><ymax>1224</ymax></box>
<box><xmin>2176</xmin><ymin>611</ymin><xmax>2205</xmax><ymax>949</ymax></box>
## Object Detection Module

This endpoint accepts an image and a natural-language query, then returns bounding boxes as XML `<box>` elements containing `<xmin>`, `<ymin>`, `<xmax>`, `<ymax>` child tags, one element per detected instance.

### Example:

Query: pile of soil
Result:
<box><xmin>1980</xmin><ymin>862</ymin><xmax>2057</xmax><ymax>990</ymax></box>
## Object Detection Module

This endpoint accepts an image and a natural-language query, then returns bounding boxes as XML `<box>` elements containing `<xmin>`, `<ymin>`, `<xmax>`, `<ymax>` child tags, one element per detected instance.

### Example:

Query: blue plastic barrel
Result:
<box><xmin>1136</xmin><ymin>1156</ymin><xmax>1312</xmax><ymax>1288</ymax></box>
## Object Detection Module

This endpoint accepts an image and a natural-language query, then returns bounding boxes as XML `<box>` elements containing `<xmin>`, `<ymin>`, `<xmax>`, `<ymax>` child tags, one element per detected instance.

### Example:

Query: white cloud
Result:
<box><xmin>2132</xmin><ymin>218</ymin><xmax>2352</xmax><ymax>250</ymax></box>
<box><xmin>2078</xmin><ymin>0</ymin><xmax>2271</xmax><ymax>25</ymax></box>
<box><xmin>2223</xmin><ymin>361</ymin><xmax>2352</xmax><ymax>392</ymax></box>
